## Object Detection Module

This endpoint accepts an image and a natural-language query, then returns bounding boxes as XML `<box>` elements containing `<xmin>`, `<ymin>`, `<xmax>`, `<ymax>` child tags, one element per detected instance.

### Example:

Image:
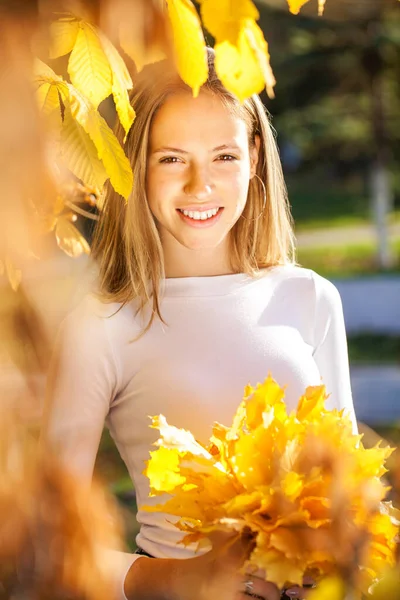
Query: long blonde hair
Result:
<box><xmin>92</xmin><ymin>49</ymin><xmax>296</xmax><ymax>332</ymax></box>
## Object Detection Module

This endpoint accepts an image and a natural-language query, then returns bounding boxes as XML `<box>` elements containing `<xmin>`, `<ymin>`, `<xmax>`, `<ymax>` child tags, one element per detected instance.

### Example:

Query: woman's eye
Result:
<box><xmin>216</xmin><ymin>154</ymin><xmax>237</xmax><ymax>162</ymax></box>
<box><xmin>159</xmin><ymin>156</ymin><xmax>182</xmax><ymax>164</ymax></box>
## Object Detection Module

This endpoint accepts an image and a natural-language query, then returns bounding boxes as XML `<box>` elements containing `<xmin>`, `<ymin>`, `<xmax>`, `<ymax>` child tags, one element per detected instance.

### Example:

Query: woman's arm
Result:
<box><xmin>311</xmin><ymin>272</ymin><xmax>357</xmax><ymax>432</ymax></box>
<box><xmin>41</xmin><ymin>304</ymin><xmax>114</xmax><ymax>479</ymax></box>
<box><xmin>41</xmin><ymin>301</ymin><xmax>139</xmax><ymax>598</ymax></box>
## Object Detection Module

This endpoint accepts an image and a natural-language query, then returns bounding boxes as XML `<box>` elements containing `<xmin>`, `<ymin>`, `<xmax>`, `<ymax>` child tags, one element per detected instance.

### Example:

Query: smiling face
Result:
<box><xmin>146</xmin><ymin>91</ymin><xmax>259</xmax><ymax>274</ymax></box>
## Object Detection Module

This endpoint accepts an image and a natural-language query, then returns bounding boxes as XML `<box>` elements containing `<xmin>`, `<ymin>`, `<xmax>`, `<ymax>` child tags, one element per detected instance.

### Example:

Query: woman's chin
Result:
<box><xmin>177</xmin><ymin>235</ymin><xmax>227</xmax><ymax>252</ymax></box>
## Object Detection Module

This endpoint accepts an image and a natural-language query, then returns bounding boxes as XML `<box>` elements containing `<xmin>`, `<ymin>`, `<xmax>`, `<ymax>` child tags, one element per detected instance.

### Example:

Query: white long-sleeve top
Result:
<box><xmin>43</xmin><ymin>265</ymin><xmax>357</xmax><ymax>596</ymax></box>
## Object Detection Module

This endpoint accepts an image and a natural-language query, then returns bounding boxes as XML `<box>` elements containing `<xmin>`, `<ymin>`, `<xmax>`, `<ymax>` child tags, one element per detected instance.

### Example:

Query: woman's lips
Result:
<box><xmin>177</xmin><ymin>207</ymin><xmax>224</xmax><ymax>228</ymax></box>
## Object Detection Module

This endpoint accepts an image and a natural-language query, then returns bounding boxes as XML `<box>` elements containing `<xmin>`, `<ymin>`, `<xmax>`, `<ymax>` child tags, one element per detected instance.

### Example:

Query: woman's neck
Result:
<box><xmin>162</xmin><ymin>236</ymin><xmax>234</xmax><ymax>278</ymax></box>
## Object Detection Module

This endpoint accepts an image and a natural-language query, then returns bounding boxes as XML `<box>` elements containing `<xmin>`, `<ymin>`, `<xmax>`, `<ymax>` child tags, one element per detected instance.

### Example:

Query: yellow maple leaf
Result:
<box><xmin>307</xmin><ymin>577</ymin><xmax>345</xmax><ymax>600</ymax></box>
<box><xmin>281</xmin><ymin>472</ymin><xmax>303</xmax><ymax>501</ymax></box>
<box><xmin>55</xmin><ymin>215</ymin><xmax>90</xmax><ymax>257</ymax></box>
<box><xmin>296</xmin><ymin>385</ymin><xmax>328</xmax><ymax>422</ymax></box>
<box><xmin>146</xmin><ymin>446</ymin><xmax>186</xmax><ymax>493</ymax></box>
<box><xmin>200</xmin><ymin>0</ymin><xmax>259</xmax><ymax>45</ymax></box>
<box><xmin>150</xmin><ymin>415</ymin><xmax>214</xmax><ymax>460</ymax></box>
<box><xmin>250</xmin><ymin>545</ymin><xmax>304</xmax><ymax>588</ymax></box>
<box><xmin>245</xmin><ymin>374</ymin><xmax>286</xmax><ymax>429</ymax></box>
<box><xmin>166</xmin><ymin>0</ymin><xmax>208</xmax><ymax>97</ymax></box>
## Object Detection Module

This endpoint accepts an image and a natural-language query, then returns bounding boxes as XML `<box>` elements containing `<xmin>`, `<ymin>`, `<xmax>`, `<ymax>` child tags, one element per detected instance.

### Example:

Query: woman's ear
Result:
<box><xmin>250</xmin><ymin>134</ymin><xmax>261</xmax><ymax>178</ymax></box>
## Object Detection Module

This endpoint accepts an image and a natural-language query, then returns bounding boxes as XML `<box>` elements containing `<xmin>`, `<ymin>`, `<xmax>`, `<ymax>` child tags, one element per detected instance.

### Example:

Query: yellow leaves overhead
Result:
<box><xmin>68</xmin><ymin>22</ymin><xmax>114</xmax><ymax>108</ymax></box>
<box><xmin>198</xmin><ymin>0</ymin><xmax>276</xmax><ymax>100</ymax></box>
<box><xmin>144</xmin><ymin>375</ymin><xmax>398</xmax><ymax>592</ymax></box>
<box><xmin>34</xmin><ymin>60</ymin><xmax>133</xmax><ymax>200</ymax></box>
<box><xmin>60</xmin><ymin>108</ymin><xmax>108</xmax><ymax>191</ymax></box>
<box><xmin>100</xmin><ymin>34</ymin><xmax>136</xmax><ymax>139</ymax></box>
<box><xmin>287</xmin><ymin>0</ymin><xmax>326</xmax><ymax>17</ymax></box>
<box><xmin>49</xmin><ymin>17</ymin><xmax>135</xmax><ymax>139</ymax></box>
<box><xmin>166</xmin><ymin>0</ymin><xmax>208</xmax><ymax>97</ymax></box>
<box><xmin>49</xmin><ymin>16</ymin><xmax>80</xmax><ymax>59</ymax></box>
<box><xmin>200</xmin><ymin>0</ymin><xmax>259</xmax><ymax>45</ymax></box>
<box><xmin>68</xmin><ymin>85</ymin><xmax>133</xmax><ymax>199</ymax></box>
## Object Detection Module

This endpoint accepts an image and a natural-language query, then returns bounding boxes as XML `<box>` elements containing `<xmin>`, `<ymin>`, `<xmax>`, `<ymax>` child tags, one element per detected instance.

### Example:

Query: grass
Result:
<box><xmin>297</xmin><ymin>238</ymin><xmax>400</xmax><ymax>278</ymax></box>
<box><xmin>295</xmin><ymin>210</ymin><xmax>400</xmax><ymax>232</ymax></box>
<box><xmin>347</xmin><ymin>334</ymin><xmax>400</xmax><ymax>365</ymax></box>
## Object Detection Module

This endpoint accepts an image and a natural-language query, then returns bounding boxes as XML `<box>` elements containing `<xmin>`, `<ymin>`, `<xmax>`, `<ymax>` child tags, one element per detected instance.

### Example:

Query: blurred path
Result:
<box><xmin>296</xmin><ymin>221</ymin><xmax>400</xmax><ymax>247</ymax></box>
<box><xmin>333</xmin><ymin>277</ymin><xmax>400</xmax><ymax>334</ymax></box>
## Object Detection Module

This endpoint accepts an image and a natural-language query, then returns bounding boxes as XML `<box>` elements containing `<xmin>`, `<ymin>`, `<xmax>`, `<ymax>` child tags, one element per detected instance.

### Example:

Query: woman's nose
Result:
<box><xmin>184</xmin><ymin>167</ymin><xmax>213</xmax><ymax>200</ymax></box>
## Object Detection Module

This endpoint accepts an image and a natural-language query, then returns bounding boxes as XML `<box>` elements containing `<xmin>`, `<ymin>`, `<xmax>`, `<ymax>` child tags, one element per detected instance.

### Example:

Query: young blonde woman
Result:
<box><xmin>42</xmin><ymin>50</ymin><xmax>357</xmax><ymax>600</ymax></box>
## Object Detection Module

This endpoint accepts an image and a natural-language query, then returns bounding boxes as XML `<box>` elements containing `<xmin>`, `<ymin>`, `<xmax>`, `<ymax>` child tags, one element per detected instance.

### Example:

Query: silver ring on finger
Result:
<box><xmin>244</xmin><ymin>579</ymin><xmax>254</xmax><ymax>595</ymax></box>
<box><xmin>244</xmin><ymin>578</ymin><xmax>265</xmax><ymax>599</ymax></box>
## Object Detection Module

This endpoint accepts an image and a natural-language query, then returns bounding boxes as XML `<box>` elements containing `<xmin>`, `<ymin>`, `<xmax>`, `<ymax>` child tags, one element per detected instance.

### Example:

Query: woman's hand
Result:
<box><xmin>125</xmin><ymin>533</ymin><xmax>312</xmax><ymax>600</ymax></box>
<box><xmin>125</xmin><ymin>532</ymin><xmax>279</xmax><ymax>600</ymax></box>
<box><xmin>186</xmin><ymin>532</ymin><xmax>280</xmax><ymax>600</ymax></box>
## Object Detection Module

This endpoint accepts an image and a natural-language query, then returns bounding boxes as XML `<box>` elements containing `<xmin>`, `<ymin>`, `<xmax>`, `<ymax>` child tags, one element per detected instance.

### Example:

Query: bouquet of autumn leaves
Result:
<box><xmin>143</xmin><ymin>376</ymin><xmax>400</xmax><ymax>597</ymax></box>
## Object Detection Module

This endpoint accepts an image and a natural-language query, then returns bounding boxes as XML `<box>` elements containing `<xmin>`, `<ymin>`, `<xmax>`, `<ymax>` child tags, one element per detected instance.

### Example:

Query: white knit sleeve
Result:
<box><xmin>41</xmin><ymin>299</ymin><xmax>139</xmax><ymax>600</ymax></box>
<box><xmin>311</xmin><ymin>272</ymin><xmax>358</xmax><ymax>433</ymax></box>
<box><xmin>42</xmin><ymin>300</ymin><xmax>116</xmax><ymax>478</ymax></box>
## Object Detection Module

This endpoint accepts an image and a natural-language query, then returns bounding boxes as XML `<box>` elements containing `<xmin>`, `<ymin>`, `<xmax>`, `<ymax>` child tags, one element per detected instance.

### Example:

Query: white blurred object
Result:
<box><xmin>333</xmin><ymin>275</ymin><xmax>400</xmax><ymax>334</ymax></box>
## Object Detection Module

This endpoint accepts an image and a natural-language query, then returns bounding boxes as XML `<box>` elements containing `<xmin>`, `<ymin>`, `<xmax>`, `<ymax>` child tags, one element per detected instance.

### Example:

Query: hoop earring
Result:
<box><xmin>240</xmin><ymin>174</ymin><xmax>267</xmax><ymax>222</ymax></box>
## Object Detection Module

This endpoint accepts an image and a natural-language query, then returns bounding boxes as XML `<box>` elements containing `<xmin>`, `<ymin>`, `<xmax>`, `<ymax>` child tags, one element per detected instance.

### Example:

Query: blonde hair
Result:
<box><xmin>92</xmin><ymin>49</ymin><xmax>296</xmax><ymax>333</ymax></box>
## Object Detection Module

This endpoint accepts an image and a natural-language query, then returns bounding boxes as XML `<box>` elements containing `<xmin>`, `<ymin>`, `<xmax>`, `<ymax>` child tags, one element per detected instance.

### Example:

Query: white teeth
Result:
<box><xmin>181</xmin><ymin>208</ymin><xmax>219</xmax><ymax>220</ymax></box>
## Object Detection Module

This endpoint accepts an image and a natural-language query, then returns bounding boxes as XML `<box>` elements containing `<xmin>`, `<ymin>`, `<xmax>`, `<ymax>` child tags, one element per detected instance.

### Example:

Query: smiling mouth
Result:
<box><xmin>177</xmin><ymin>207</ymin><xmax>223</xmax><ymax>221</ymax></box>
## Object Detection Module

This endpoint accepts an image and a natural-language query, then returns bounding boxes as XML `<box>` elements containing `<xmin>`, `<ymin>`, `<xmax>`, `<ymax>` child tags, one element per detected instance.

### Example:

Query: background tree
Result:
<box><xmin>258</xmin><ymin>0</ymin><xmax>400</xmax><ymax>268</ymax></box>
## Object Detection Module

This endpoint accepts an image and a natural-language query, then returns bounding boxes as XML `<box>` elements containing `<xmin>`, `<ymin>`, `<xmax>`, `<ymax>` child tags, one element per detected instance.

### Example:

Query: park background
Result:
<box><xmin>1</xmin><ymin>0</ymin><xmax>400</xmax><ymax>551</ymax></box>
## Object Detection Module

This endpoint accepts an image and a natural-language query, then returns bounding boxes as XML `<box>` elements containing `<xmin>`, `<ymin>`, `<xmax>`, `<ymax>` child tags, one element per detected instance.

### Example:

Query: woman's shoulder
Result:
<box><xmin>60</xmin><ymin>293</ymin><xmax>139</xmax><ymax>345</ymax></box>
<box><xmin>268</xmin><ymin>264</ymin><xmax>342</xmax><ymax>307</ymax></box>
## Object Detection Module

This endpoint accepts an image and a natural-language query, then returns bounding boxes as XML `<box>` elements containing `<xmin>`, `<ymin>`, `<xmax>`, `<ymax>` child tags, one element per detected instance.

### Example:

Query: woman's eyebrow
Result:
<box><xmin>152</xmin><ymin>146</ymin><xmax>188</xmax><ymax>154</ymax></box>
<box><xmin>152</xmin><ymin>143</ymin><xmax>241</xmax><ymax>154</ymax></box>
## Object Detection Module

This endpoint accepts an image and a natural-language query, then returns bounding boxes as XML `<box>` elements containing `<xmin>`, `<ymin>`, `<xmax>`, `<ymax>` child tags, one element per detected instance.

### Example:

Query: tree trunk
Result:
<box><xmin>367</xmin><ymin>17</ymin><xmax>394</xmax><ymax>269</ymax></box>
<box><xmin>370</xmin><ymin>159</ymin><xmax>393</xmax><ymax>269</ymax></box>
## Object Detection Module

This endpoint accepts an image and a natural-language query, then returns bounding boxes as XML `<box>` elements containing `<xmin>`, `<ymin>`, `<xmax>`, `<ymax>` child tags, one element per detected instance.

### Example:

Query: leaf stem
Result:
<box><xmin>64</xmin><ymin>200</ymin><xmax>99</xmax><ymax>221</ymax></box>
